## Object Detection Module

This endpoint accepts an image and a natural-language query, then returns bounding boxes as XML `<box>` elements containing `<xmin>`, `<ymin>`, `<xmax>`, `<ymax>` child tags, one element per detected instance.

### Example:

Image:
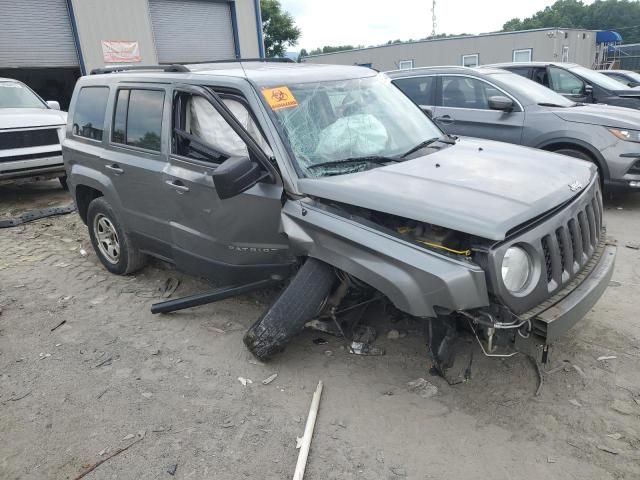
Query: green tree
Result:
<box><xmin>261</xmin><ymin>0</ymin><xmax>301</xmax><ymax>57</ymax></box>
<box><xmin>297</xmin><ymin>48</ymin><xmax>308</xmax><ymax>62</ymax></box>
<box><xmin>503</xmin><ymin>0</ymin><xmax>640</xmax><ymax>43</ymax></box>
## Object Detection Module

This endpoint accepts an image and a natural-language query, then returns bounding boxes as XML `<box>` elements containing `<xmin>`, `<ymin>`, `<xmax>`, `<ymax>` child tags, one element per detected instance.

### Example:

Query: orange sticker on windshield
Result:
<box><xmin>262</xmin><ymin>86</ymin><xmax>298</xmax><ymax>110</ymax></box>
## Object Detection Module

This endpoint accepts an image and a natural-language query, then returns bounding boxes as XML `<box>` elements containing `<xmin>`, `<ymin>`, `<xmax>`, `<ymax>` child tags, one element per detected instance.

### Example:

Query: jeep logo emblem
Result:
<box><xmin>569</xmin><ymin>181</ymin><xmax>583</xmax><ymax>192</ymax></box>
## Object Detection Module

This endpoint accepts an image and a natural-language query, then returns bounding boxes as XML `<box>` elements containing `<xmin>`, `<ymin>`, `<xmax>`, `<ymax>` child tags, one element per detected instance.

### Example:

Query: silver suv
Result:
<box><xmin>62</xmin><ymin>61</ymin><xmax>615</xmax><ymax>381</ymax></box>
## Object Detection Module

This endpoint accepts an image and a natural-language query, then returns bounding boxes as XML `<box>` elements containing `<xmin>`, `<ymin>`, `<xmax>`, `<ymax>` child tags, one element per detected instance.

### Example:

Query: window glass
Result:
<box><xmin>440</xmin><ymin>76</ymin><xmax>502</xmax><ymax>109</ymax></box>
<box><xmin>549</xmin><ymin>67</ymin><xmax>585</xmax><ymax>95</ymax></box>
<box><xmin>112</xmin><ymin>89</ymin><xmax>129</xmax><ymax>144</ymax></box>
<box><xmin>0</xmin><ymin>81</ymin><xmax>46</xmax><ymax>109</ymax></box>
<box><xmin>532</xmin><ymin>67</ymin><xmax>550</xmax><ymax>87</ymax></box>
<box><xmin>72</xmin><ymin>87</ymin><xmax>109</xmax><ymax>141</ymax></box>
<box><xmin>462</xmin><ymin>54</ymin><xmax>479</xmax><ymax>67</ymax></box>
<box><xmin>513</xmin><ymin>49</ymin><xmax>532</xmax><ymax>62</ymax></box>
<box><xmin>561</xmin><ymin>46</ymin><xmax>569</xmax><ymax>62</ymax></box>
<box><xmin>174</xmin><ymin>95</ymin><xmax>271</xmax><ymax>161</ymax></box>
<box><xmin>126</xmin><ymin>90</ymin><xmax>164</xmax><ymax>150</ymax></box>
<box><xmin>393</xmin><ymin>76</ymin><xmax>435</xmax><ymax>106</ymax></box>
<box><xmin>398</xmin><ymin>60</ymin><xmax>414</xmax><ymax>70</ymax></box>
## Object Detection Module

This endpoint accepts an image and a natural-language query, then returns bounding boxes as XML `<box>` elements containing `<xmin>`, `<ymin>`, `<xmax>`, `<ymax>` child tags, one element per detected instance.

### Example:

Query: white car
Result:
<box><xmin>0</xmin><ymin>78</ymin><xmax>67</xmax><ymax>186</ymax></box>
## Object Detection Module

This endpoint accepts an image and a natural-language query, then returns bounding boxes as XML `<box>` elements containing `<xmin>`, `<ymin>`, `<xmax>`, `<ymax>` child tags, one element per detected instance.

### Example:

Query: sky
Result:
<box><xmin>280</xmin><ymin>0</ymin><xmax>583</xmax><ymax>51</ymax></box>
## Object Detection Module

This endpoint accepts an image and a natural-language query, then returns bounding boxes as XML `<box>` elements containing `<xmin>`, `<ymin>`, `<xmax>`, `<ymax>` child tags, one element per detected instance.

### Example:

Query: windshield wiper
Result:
<box><xmin>537</xmin><ymin>102</ymin><xmax>570</xmax><ymax>108</ymax></box>
<box><xmin>308</xmin><ymin>155</ymin><xmax>401</xmax><ymax>170</ymax></box>
<box><xmin>400</xmin><ymin>135</ymin><xmax>456</xmax><ymax>158</ymax></box>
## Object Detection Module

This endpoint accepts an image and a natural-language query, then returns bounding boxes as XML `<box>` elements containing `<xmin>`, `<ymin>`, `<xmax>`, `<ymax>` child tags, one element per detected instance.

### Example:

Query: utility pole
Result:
<box><xmin>431</xmin><ymin>0</ymin><xmax>437</xmax><ymax>37</ymax></box>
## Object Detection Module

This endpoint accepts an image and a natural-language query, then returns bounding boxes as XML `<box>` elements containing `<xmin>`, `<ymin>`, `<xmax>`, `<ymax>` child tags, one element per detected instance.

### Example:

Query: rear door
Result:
<box><xmin>105</xmin><ymin>85</ymin><xmax>173</xmax><ymax>258</ymax></box>
<box><xmin>164</xmin><ymin>84</ymin><xmax>291</xmax><ymax>283</ymax></box>
<box><xmin>433</xmin><ymin>75</ymin><xmax>525</xmax><ymax>144</ymax></box>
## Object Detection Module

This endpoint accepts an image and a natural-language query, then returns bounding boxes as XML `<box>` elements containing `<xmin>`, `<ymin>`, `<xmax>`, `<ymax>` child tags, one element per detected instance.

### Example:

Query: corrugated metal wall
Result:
<box><xmin>0</xmin><ymin>0</ymin><xmax>78</xmax><ymax>68</ymax></box>
<box><xmin>148</xmin><ymin>0</ymin><xmax>236</xmax><ymax>63</ymax></box>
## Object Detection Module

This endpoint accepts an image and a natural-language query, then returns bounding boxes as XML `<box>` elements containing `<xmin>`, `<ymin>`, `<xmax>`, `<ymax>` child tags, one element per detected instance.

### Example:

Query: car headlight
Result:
<box><xmin>608</xmin><ymin>127</ymin><xmax>640</xmax><ymax>143</ymax></box>
<box><xmin>501</xmin><ymin>246</ymin><xmax>533</xmax><ymax>293</ymax></box>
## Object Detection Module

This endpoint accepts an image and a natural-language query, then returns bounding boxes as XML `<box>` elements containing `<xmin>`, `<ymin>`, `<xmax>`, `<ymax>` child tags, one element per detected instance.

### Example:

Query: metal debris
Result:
<box><xmin>238</xmin><ymin>377</ymin><xmax>253</xmax><ymax>386</ymax></box>
<box><xmin>568</xmin><ymin>399</ymin><xmax>582</xmax><ymax>407</ymax></box>
<box><xmin>349</xmin><ymin>341</ymin><xmax>385</xmax><ymax>356</ymax></box>
<box><xmin>262</xmin><ymin>373</ymin><xmax>278</xmax><ymax>385</ymax></box>
<box><xmin>597</xmin><ymin>355</ymin><xmax>617</xmax><ymax>361</ymax></box>
<box><xmin>625</xmin><ymin>241</ymin><xmax>640</xmax><ymax>250</ymax></box>
<box><xmin>596</xmin><ymin>444</ymin><xmax>620</xmax><ymax>455</ymax></box>
<box><xmin>166</xmin><ymin>464</ymin><xmax>178</xmax><ymax>476</ymax></box>
<box><xmin>50</xmin><ymin>320</ymin><xmax>66</xmax><ymax>332</ymax></box>
<box><xmin>0</xmin><ymin>204</ymin><xmax>76</xmax><ymax>228</ymax></box>
<box><xmin>407</xmin><ymin>378</ymin><xmax>438</xmax><ymax>399</ymax></box>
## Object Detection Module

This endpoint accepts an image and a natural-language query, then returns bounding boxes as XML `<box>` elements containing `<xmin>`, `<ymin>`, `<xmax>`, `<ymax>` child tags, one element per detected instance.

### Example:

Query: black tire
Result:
<box><xmin>59</xmin><ymin>175</ymin><xmax>69</xmax><ymax>191</ymax></box>
<box><xmin>243</xmin><ymin>258</ymin><xmax>335</xmax><ymax>359</ymax></box>
<box><xmin>86</xmin><ymin>197</ymin><xmax>147</xmax><ymax>275</ymax></box>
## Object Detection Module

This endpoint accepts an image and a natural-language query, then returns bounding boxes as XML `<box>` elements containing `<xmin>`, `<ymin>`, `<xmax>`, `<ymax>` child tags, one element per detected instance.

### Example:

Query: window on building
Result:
<box><xmin>548</xmin><ymin>67</ymin><xmax>585</xmax><ymax>95</ymax></box>
<box><xmin>72</xmin><ymin>87</ymin><xmax>109</xmax><ymax>141</ymax></box>
<box><xmin>462</xmin><ymin>54</ymin><xmax>479</xmax><ymax>68</ymax></box>
<box><xmin>561</xmin><ymin>45</ymin><xmax>570</xmax><ymax>62</ymax></box>
<box><xmin>513</xmin><ymin>48</ymin><xmax>533</xmax><ymax>62</ymax></box>
<box><xmin>440</xmin><ymin>76</ymin><xmax>503</xmax><ymax>110</ymax></box>
<box><xmin>393</xmin><ymin>76</ymin><xmax>436</xmax><ymax>106</ymax></box>
<box><xmin>398</xmin><ymin>60</ymin><xmax>414</xmax><ymax>70</ymax></box>
<box><xmin>112</xmin><ymin>89</ymin><xmax>164</xmax><ymax>151</ymax></box>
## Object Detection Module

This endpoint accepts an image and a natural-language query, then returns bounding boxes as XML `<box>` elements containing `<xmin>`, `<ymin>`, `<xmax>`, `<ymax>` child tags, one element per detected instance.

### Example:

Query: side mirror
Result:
<box><xmin>488</xmin><ymin>95</ymin><xmax>514</xmax><ymax>112</ymax></box>
<box><xmin>584</xmin><ymin>84</ymin><xmax>594</xmax><ymax>96</ymax></box>
<box><xmin>46</xmin><ymin>100</ymin><xmax>61</xmax><ymax>110</ymax></box>
<box><xmin>211</xmin><ymin>156</ymin><xmax>265</xmax><ymax>200</ymax></box>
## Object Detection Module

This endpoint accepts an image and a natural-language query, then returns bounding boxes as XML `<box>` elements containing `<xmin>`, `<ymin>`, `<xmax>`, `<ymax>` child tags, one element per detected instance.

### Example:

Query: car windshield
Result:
<box><xmin>266</xmin><ymin>75</ymin><xmax>443</xmax><ymax>177</ymax></box>
<box><xmin>0</xmin><ymin>81</ymin><xmax>46</xmax><ymax>109</ymax></box>
<box><xmin>490</xmin><ymin>72</ymin><xmax>576</xmax><ymax>107</ymax></box>
<box><xmin>568</xmin><ymin>65</ymin><xmax>634</xmax><ymax>91</ymax></box>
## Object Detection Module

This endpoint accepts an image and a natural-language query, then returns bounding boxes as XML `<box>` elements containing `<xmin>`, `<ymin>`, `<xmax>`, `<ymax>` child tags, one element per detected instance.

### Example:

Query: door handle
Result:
<box><xmin>433</xmin><ymin>115</ymin><xmax>454</xmax><ymax>125</ymax></box>
<box><xmin>105</xmin><ymin>164</ymin><xmax>124</xmax><ymax>174</ymax></box>
<box><xmin>165</xmin><ymin>180</ymin><xmax>190</xmax><ymax>193</ymax></box>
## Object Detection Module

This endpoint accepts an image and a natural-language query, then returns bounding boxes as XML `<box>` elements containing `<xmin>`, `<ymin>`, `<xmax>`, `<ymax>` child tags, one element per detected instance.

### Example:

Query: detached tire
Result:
<box><xmin>244</xmin><ymin>258</ymin><xmax>335</xmax><ymax>359</ymax></box>
<box><xmin>87</xmin><ymin>197</ymin><xmax>147</xmax><ymax>275</ymax></box>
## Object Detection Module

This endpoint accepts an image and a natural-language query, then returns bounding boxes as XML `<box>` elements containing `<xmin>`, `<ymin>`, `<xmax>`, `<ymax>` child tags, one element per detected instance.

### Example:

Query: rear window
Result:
<box><xmin>112</xmin><ymin>89</ymin><xmax>164</xmax><ymax>151</ymax></box>
<box><xmin>72</xmin><ymin>87</ymin><xmax>110</xmax><ymax>141</ymax></box>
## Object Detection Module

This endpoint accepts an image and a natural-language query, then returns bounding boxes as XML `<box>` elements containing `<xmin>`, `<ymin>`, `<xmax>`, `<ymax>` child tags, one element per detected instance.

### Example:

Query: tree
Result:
<box><xmin>503</xmin><ymin>0</ymin><xmax>640</xmax><ymax>43</ymax></box>
<box><xmin>261</xmin><ymin>0</ymin><xmax>301</xmax><ymax>57</ymax></box>
<box><xmin>297</xmin><ymin>48</ymin><xmax>308</xmax><ymax>62</ymax></box>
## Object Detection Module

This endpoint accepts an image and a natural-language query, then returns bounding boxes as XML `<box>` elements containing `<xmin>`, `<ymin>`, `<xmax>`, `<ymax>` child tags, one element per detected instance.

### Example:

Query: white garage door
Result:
<box><xmin>149</xmin><ymin>0</ymin><xmax>236</xmax><ymax>64</ymax></box>
<box><xmin>0</xmin><ymin>0</ymin><xmax>78</xmax><ymax>68</ymax></box>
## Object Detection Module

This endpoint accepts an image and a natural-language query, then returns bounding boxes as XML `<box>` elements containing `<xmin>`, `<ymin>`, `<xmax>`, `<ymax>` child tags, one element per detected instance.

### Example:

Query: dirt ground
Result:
<box><xmin>1</xmin><ymin>180</ymin><xmax>639</xmax><ymax>480</ymax></box>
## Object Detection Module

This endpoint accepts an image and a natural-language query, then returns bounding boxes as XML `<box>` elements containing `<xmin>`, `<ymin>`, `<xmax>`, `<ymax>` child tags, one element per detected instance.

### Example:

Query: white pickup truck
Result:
<box><xmin>0</xmin><ymin>78</ymin><xmax>67</xmax><ymax>186</ymax></box>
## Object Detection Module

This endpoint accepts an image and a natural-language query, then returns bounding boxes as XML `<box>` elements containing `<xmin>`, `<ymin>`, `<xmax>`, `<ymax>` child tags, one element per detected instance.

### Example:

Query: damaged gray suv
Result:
<box><xmin>63</xmin><ymin>61</ymin><xmax>616</xmax><ymax>381</ymax></box>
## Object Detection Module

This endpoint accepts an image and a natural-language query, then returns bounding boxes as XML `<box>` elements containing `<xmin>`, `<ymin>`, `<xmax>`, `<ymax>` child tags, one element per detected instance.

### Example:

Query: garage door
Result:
<box><xmin>0</xmin><ymin>0</ymin><xmax>78</xmax><ymax>68</ymax></box>
<box><xmin>149</xmin><ymin>0</ymin><xmax>236</xmax><ymax>64</ymax></box>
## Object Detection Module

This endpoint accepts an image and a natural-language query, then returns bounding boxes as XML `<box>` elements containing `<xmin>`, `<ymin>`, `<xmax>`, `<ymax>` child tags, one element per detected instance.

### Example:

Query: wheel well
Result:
<box><xmin>75</xmin><ymin>185</ymin><xmax>103</xmax><ymax>224</ymax></box>
<box><xmin>542</xmin><ymin>142</ymin><xmax>607</xmax><ymax>179</ymax></box>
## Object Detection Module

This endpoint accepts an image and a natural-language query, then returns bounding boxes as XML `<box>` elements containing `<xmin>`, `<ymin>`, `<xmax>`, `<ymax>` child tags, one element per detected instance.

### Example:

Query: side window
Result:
<box><xmin>172</xmin><ymin>93</ymin><xmax>271</xmax><ymax>162</ymax></box>
<box><xmin>72</xmin><ymin>86</ymin><xmax>109</xmax><ymax>141</ymax></box>
<box><xmin>549</xmin><ymin>67</ymin><xmax>585</xmax><ymax>95</ymax></box>
<box><xmin>507</xmin><ymin>67</ymin><xmax>531</xmax><ymax>78</ymax></box>
<box><xmin>441</xmin><ymin>76</ymin><xmax>502</xmax><ymax>110</ymax></box>
<box><xmin>532</xmin><ymin>67</ymin><xmax>550</xmax><ymax>87</ymax></box>
<box><xmin>112</xmin><ymin>89</ymin><xmax>164</xmax><ymax>151</ymax></box>
<box><xmin>393</xmin><ymin>76</ymin><xmax>435</xmax><ymax>106</ymax></box>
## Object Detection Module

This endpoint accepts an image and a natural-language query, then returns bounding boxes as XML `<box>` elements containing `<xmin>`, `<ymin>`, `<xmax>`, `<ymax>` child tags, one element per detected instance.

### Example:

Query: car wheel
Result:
<box><xmin>86</xmin><ymin>197</ymin><xmax>147</xmax><ymax>275</ymax></box>
<box><xmin>59</xmin><ymin>176</ymin><xmax>68</xmax><ymax>191</ymax></box>
<box><xmin>554</xmin><ymin>148</ymin><xmax>604</xmax><ymax>187</ymax></box>
<box><xmin>243</xmin><ymin>258</ymin><xmax>336</xmax><ymax>359</ymax></box>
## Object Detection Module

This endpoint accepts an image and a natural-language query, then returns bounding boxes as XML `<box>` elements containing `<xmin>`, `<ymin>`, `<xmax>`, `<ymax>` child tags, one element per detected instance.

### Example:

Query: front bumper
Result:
<box><xmin>522</xmin><ymin>240</ymin><xmax>616</xmax><ymax>343</ymax></box>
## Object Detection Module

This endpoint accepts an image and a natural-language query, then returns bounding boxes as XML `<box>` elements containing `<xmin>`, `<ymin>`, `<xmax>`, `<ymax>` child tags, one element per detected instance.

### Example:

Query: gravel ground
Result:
<box><xmin>1</xmin><ymin>181</ymin><xmax>639</xmax><ymax>480</ymax></box>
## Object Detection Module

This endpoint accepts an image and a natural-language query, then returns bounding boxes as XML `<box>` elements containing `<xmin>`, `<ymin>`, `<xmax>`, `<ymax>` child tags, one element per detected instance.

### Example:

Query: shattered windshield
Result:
<box><xmin>264</xmin><ymin>75</ymin><xmax>442</xmax><ymax>177</ymax></box>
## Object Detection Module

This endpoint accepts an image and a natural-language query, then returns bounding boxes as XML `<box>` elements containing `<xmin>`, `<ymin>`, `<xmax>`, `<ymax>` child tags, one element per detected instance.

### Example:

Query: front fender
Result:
<box><xmin>281</xmin><ymin>200</ymin><xmax>489</xmax><ymax>318</ymax></box>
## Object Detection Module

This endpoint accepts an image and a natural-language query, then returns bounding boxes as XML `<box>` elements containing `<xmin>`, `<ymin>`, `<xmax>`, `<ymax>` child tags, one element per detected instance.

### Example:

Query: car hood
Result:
<box><xmin>0</xmin><ymin>108</ymin><xmax>67</xmax><ymax>129</ymax></box>
<box><xmin>552</xmin><ymin>103</ymin><xmax>640</xmax><ymax>128</ymax></box>
<box><xmin>297</xmin><ymin>137</ymin><xmax>595</xmax><ymax>241</ymax></box>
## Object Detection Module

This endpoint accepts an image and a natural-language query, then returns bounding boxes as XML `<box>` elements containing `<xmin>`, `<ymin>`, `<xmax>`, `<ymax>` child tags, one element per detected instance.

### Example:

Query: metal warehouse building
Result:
<box><xmin>303</xmin><ymin>28</ymin><xmax>600</xmax><ymax>72</ymax></box>
<box><xmin>0</xmin><ymin>0</ymin><xmax>264</xmax><ymax>109</ymax></box>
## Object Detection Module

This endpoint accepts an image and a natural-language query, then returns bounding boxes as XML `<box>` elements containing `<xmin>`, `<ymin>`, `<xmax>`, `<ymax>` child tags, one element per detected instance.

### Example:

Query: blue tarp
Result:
<box><xmin>597</xmin><ymin>31</ymin><xmax>623</xmax><ymax>44</ymax></box>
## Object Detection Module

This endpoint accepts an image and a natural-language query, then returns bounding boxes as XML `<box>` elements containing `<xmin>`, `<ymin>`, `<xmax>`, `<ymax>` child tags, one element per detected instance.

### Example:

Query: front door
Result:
<box><xmin>164</xmin><ymin>85</ymin><xmax>292</xmax><ymax>284</ymax></box>
<box><xmin>433</xmin><ymin>75</ymin><xmax>525</xmax><ymax>144</ymax></box>
<box><xmin>547</xmin><ymin>66</ymin><xmax>589</xmax><ymax>103</ymax></box>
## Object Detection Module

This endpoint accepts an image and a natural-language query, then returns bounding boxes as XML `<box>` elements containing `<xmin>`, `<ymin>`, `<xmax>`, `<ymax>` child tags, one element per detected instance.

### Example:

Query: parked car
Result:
<box><xmin>0</xmin><ymin>78</ymin><xmax>67</xmax><ymax>187</ymax></box>
<box><xmin>63</xmin><ymin>62</ymin><xmax>615</xmax><ymax>381</ymax></box>
<box><xmin>599</xmin><ymin>69</ymin><xmax>640</xmax><ymax>88</ymax></box>
<box><xmin>485</xmin><ymin>62</ymin><xmax>640</xmax><ymax>109</ymax></box>
<box><xmin>388</xmin><ymin>66</ymin><xmax>640</xmax><ymax>191</ymax></box>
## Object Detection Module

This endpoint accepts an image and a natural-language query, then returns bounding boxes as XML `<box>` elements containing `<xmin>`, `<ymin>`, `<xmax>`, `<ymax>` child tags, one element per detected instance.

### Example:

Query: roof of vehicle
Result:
<box><xmin>86</xmin><ymin>61</ymin><xmax>377</xmax><ymax>87</ymax></box>
<box><xmin>600</xmin><ymin>69</ymin><xmax>635</xmax><ymax>74</ymax></box>
<box><xmin>385</xmin><ymin>66</ymin><xmax>508</xmax><ymax>77</ymax></box>
<box><xmin>482</xmin><ymin>62</ymin><xmax>581</xmax><ymax>69</ymax></box>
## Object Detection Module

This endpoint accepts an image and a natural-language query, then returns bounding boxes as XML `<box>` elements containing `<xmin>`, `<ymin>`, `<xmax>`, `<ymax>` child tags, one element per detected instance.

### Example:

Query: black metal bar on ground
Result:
<box><xmin>150</xmin><ymin>277</ymin><xmax>280</xmax><ymax>314</ymax></box>
<box><xmin>0</xmin><ymin>204</ymin><xmax>76</xmax><ymax>228</ymax></box>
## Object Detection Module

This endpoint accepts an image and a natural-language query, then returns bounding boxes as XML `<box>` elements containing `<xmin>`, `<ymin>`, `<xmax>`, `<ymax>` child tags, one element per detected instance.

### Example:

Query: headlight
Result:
<box><xmin>501</xmin><ymin>246</ymin><xmax>533</xmax><ymax>293</ymax></box>
<box><xmin>608</xmin><ymin>127</ymin><xmax>640</xmax><ymax>143</ymax></box>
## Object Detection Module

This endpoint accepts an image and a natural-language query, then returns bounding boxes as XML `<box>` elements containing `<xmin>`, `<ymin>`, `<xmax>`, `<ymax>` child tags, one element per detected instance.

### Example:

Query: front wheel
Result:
<box><xmin>86</xmin><ymin>197</ymin><xmax>147</xmax><ymax>275</ymax></box>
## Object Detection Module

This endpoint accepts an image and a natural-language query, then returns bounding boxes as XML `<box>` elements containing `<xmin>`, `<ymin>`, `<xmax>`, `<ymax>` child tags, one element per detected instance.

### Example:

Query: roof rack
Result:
<box><xmin>90</xmin><ymin>64</ymin><xmax>189</xmax><ymax>75</ymax></box>
<box><xmin>184</xmin><ymin>57</ymin><xmax>295</xmax><ymax>65</ymax></box>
